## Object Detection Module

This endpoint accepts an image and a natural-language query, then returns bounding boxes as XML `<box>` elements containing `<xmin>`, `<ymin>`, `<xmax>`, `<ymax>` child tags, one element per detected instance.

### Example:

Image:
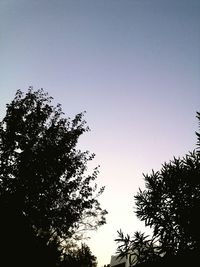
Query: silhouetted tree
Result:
<box><xmin>60</xmin><ymin>243</ymin><xmax>97</xmax><ymax>267</ymax></box>
<box><xmin>115</xmin><ymin>230</ymin><xmax>162</xmax><ymax>266</ymax></box>
<box><xmin>115</xmin><ymin>112</ymin><xmax>200</xmax><ymax>266</ymax></box>
<box><xmin>0</xmin><ymin>88</ymin><xmax>107</xmax><ymax>265</ymax></box>
<box><xmin>135</xmin><ymin>150</ymin><xmax>200</xmax><ymax>255</ymax></box>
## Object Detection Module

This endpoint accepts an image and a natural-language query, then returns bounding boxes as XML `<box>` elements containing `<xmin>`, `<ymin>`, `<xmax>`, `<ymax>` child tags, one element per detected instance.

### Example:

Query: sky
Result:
<box><xmin>0</xmin><ymin>0</ymin><xmax>200</xmax><ymax>266</ymax></box>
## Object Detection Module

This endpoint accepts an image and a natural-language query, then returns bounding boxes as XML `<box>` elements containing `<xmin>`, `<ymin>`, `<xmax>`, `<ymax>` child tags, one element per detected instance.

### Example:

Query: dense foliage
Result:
<box><xmin>60</xmin><ymin>243</ymin><xmax>97</xmax><ymax>267</ymax></box>
<box><xmin>116</xmin><ymin>112</ymin><xmax>200</xmax><ymax>266</ymax></box>
<box><xmin>115</xmin><ymin>230</ymin><xmax>161</xmax><ymax>265</ymax></box>
<box><xmin>135</xmin><ymin>151</ymin><xmax>200</xmax><ymax>254</ymax></box>
<box><xmin>0</xmin><ymin>88</ymin><xmax>107</xmax><ymax>266</ymax></box>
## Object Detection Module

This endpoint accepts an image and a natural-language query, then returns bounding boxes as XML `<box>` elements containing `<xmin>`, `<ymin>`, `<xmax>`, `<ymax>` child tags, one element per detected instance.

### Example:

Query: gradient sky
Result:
<box><xmin>1</xmin><ymin>0</ymin><xmax>200</xmax><ymax>266</ymax></box>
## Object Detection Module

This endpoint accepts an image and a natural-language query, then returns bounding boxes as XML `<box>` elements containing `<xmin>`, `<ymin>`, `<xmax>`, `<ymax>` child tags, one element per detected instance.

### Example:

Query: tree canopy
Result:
<box><xmin>0</xmin><ymin>88</ymin><xmax>107</xmax><ymax>266</ymax></box>
<box><xmin>135</xmin><ymin>150</ymin><xmax>200</xmax><ymax>254</ymax></box>
<box><xmin>61</xmin><ymin>243</ymin><xmax>97</xmax><ymax>267</ymax></box>
<box><xmin>116</xmin><ymin>112</ymin><xmax>200</xmax><ymax>266</ymax></box>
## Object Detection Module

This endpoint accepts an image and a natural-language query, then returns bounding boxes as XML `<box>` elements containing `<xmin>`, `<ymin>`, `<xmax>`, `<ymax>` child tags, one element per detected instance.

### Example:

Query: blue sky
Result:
<box><xmin>1</xmin><ymin>0</ymin><xmax>200</xmax><ymax>266</ymax></box>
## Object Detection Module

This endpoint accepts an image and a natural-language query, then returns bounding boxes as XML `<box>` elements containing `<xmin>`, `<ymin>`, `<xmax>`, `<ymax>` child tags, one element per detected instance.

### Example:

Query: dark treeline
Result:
<box><xmin>115</xmin><ymin>112</ymin><xmax>200</xmax><ymax>266</ymax></box>
<box><xmin>1</xmin><ymin>88</ymin><xmax>200</xmax><ymax>267</ymax></box>
<box><xmin>0</xmin><ymin>88</ymin><xmax>107</xmax><ymax>267</ymax></box>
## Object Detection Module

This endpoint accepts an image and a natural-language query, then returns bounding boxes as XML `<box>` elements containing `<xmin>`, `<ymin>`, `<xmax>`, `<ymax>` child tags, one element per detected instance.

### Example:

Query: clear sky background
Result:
<box><xmin>1</xmin><ymin>0</ymin><xmax>200</xmax><ymax>266</ymax></box>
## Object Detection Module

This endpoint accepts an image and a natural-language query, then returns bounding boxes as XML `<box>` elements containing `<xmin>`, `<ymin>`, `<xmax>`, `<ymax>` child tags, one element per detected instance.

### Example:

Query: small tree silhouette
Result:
<box><xmin>60</xmin><ymin>243</ymin><xmax>97</xmax><ymax>267</ymax></box>
<box><xmin>115</xmin><ymin>230</ymin><xmax>162</xmax><ymax>266</ymax></box>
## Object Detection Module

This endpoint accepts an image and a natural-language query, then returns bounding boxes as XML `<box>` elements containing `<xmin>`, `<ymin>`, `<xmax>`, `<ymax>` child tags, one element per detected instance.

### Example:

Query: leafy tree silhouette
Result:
<box><xmin>0</xmin><ymin>88</ymin><xmax>107</xmax><ymax>266</ymax></box>
<box><xmin>116</xmin><ymin>112</ymin><xmax>200</xmax><ymax>266</ymax></box>
<box><xmin>60</xmin><ymin>243</ymin><xmax>97</xmax><ymax>267</ymax></box>
<box><xmin>135</xmin><ymin>153</ymin><xmax>200</xmax><ymax>255</ymax></box>
<box><xmin>115</xmin><ymin>230</ymin><xmax>161</xmax><ymax>266</ymax></box>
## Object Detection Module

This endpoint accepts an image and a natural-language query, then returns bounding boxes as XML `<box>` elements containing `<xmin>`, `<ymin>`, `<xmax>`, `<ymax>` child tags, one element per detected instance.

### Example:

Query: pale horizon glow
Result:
<box><xmin>0</xmin><ymin>0</ymin><xmax>200</xmax><ymax>266</ymax></box>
